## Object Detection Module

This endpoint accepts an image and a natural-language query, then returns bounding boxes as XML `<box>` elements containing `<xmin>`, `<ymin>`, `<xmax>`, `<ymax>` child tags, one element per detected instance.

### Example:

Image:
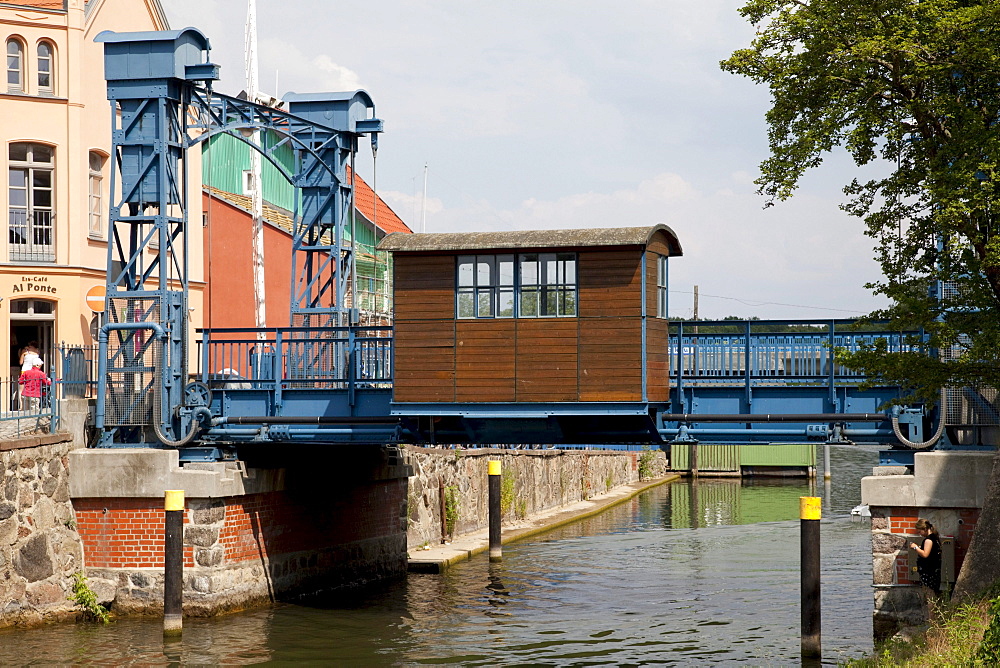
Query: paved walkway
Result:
<box><xmin>408</xmin><ymin>473</ymin><xmax>682</xmax><ymax>573</ymax></box>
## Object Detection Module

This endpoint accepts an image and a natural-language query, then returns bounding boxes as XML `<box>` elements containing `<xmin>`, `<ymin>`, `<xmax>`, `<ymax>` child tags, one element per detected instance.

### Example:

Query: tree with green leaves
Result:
<box><xmin>722</xmin><ymin>0</ymin><xmax>1000</xmax><ymax>598</ymax></box>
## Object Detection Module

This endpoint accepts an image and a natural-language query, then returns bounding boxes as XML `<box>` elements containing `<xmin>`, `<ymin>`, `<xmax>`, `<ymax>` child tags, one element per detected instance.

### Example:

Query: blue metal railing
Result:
<box><xmin>196</xmin><ymin>326</ymin><xmax>393</xmax><ymax>391</ymax></box>
<box><xmin>0</xmin><ymin>377</ymin><xmax>56</xmax><ymax>436</ymax></box>
<box><xmin>58</xmin><ymin>343</ymin><xmax>100</xmax><ymax>398</ymax></box>
<box><xmin>670</xmin><ymin>320</ymin><xmax>920</xmax><ymax>387</ymax></box>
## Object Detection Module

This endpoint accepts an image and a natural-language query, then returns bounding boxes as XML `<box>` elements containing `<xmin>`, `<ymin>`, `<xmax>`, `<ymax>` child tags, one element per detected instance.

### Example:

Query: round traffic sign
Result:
<box><xmin>86</xmin><ymin>285</ymin><xmax>106</xmax><ymax>312</ymax></box>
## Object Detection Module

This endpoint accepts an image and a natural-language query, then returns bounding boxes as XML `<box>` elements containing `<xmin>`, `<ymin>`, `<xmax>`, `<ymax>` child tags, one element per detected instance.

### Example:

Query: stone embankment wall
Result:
<box><xmin>405</xmin><ymin>446</ymin><xmax>667</xmax><ymax>549</ymax></box>
<box><xmin>0</xmin><ymin>434</ymin><xmax>83</xmax><ymax>629</ymax></box>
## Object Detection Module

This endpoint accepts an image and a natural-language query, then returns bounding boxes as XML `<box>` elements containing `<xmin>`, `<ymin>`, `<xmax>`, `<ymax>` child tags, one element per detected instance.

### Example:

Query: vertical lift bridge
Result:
<box><xmin>91</xmin><ymin>29</ymin><xmax>995</xmax><ymax>461</ymax></box>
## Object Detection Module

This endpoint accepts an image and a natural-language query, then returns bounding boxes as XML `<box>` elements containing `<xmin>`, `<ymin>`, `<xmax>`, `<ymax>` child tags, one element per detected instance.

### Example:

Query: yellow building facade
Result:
<box><xmin>1</xmin><ymin>0</ymin><xmax>205</xmax><ymax>380</ymax></box>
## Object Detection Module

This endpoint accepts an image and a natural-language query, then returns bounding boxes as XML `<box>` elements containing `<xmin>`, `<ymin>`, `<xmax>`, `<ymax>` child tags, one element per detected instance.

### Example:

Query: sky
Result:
<box><xmin>164</xmin><ymin>0</ymin><xmax>892</xmax><ymax>320</ymax></box>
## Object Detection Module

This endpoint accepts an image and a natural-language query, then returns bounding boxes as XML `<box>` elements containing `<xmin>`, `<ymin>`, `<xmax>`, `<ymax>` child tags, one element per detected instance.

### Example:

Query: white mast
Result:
<box><xmin>421</xmin><ymin>163</ymin><xmax>428</xmax><ymax>233</ymax></box>
<box><xmin>246</xmin><ymin>0</ymin><xmax>266</xmax><ymax>333</ymax></box>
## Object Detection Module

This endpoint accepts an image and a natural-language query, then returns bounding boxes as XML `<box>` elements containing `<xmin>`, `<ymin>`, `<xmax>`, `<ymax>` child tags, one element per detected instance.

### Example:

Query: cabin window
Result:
<box><xmin>456</xmin><ymin>252</ymin><xmax>576</xmax><ymax>319</ymax></box>
<box><xmin>656</xmin><ymin>255</ymin><xmax>668</xmax><ymax>318</ymax></box>
<box><xmin>457</xmin><ymin>254</ymin><xmax>514</xmax><ymax>318</ymax></box>
<box><xmin>518</xmin><ymin>253</ymin><xmax>576</xmax><ymax>317</ymax></box>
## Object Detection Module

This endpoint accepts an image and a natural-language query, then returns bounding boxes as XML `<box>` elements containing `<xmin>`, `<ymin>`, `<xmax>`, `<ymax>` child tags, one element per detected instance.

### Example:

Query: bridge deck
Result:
<box><xmin>192</xmin><ymin>321</ymin><xmax>921</xmax><ymax>446</ymax></box>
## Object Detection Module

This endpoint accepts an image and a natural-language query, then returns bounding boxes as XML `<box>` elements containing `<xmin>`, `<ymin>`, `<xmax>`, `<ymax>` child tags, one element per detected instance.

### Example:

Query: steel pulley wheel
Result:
<box><xmin>184</xmin><ymin>381</ymin><xmax>213</xmax><ymax>407</ymax></box>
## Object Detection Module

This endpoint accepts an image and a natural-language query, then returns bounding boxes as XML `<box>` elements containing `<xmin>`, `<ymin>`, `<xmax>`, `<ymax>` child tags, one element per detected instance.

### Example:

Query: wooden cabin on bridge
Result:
<box><xmin>378</xmin><ymin>225</ymin><xmax>683</xmax><ymax>443</ymax></box>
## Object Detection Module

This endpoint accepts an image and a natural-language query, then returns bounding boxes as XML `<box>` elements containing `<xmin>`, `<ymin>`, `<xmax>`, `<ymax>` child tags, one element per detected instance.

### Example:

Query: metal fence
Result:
<box><xmin>57</xmin><ymin>343</ymin><xmax>100</xmax><ymax>398</ymax></box>
<box><xmin>669</xmin><ymin>320</ymin><xmax>920</xmax><ymax>387</ymax></box>
<box><xmin>0</xmin><ymin>342</ymin><xmax>100</xmax><ymax>437</ymax></box>
<box><xmin>0</xmin><ymin>376</ymin><xmax>55</xmax><ymax>437</ymax></box>
<box><xmin>197</xmin><ymin>326</ymin><xmax>393</xmax><ymax>390</ymax></box>
<box><xmin>8</xmin><ymin>209</ymin><xmax>55</xmax><ymax>262</ymax></box>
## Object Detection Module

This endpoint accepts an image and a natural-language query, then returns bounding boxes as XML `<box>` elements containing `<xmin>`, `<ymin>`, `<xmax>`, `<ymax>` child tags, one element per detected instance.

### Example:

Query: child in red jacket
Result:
<box><xmin>18</xmin><ymin>359</ymin><xmax>50</xmax><ymax>412</ymax></box>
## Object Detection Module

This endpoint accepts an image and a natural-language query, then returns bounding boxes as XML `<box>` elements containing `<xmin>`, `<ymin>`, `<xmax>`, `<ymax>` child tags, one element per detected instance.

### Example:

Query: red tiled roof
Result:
<box><xmin>3</xmin><ymin>0</ymin><xmax>64</xmax><ymax>9</ymax></box>
<box><xmin>346</xmin><ymin>165</ymin><xmax>412</xmax><ymax>235</ymax></box>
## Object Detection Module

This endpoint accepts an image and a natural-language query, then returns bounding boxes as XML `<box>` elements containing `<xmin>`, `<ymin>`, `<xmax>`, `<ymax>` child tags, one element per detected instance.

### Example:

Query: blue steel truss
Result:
<box><xmin>94</xmin><ymin>29</ymin><xmax>381</xmax><ymax>447</ymax></box>
<box><xmin>665</xmin><ymin>319</ymin><xmax>916</xmax><ymax>445</ymax></box>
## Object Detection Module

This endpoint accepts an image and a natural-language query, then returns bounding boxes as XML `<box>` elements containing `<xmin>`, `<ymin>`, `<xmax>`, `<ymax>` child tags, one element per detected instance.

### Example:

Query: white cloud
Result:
<box><xmin>417</xmin><ymin>173</ymin><xmax>887</xmax><ymax>319</ymax></box>
<box><xmin>310</xmin><ymin>54</ymin><xmax>362</xmax><ymax>92</ymax></box>
<box><xmin>163</xmin><ymin>1</ymin><xmax>892</xmax><ymax>320</ymax></box>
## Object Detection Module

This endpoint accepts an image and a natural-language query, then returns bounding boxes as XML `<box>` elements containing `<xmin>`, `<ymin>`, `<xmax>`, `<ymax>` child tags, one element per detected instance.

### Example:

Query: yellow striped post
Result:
<box><xmin>488</xmin><ymin>461</ymin><xmax>502</xmax><ymax>562</ymax></box>
<box><xmin>164</xmin><ymin>490</ymin><xmax>184</xmax><ymax>635</ymax></box>
<box><xmin>800</xmin><ymin>496</ymin><xmax>821</xmax><ymax>657</ymax></box>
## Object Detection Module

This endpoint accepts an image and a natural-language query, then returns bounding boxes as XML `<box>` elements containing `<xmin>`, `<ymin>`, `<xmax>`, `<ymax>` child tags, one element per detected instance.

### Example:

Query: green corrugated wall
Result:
<box><xmin>203</xmin><ymin>133</ymin><xmax>381</xmax><ymax>251</ymax></box>
<box><xmin>669</xmin><ymin>443</ymin><xmax>816</xmax><ymax>472</ymax></box>
<box><xmin>203</xmin><ymin>132</ymin><xmax>298</xmax><ymax>212</ymax></box>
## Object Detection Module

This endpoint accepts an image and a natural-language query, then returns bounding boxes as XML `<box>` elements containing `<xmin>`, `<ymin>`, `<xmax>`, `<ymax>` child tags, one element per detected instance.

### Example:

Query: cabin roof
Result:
<box><xmin>2</xmin><ymin>0</ymin><xmax>65</xmax><ymax>9</ymax></box>
<box><xmin>378</xmin><ymin>224</ymin><xmax>682</xmax><ymax>255</ymax></box>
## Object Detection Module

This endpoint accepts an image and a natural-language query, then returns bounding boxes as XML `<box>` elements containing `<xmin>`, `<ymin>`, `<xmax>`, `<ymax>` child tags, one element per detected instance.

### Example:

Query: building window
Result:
<box><xmin>89</xmin><ymin>152</ymin><xmax>104</xmax><ymax>237</ymax></box>
<box><xmin>456</xmin><ymin>252</ymin><xmax>576</xmax><ymax>319</ymax></box>
<box><xmin>6</xmin><ymin>39</ymin><xmax>23</xmax><ymax>93</ymax></box>
<box><xmin>457</xmin><ymin>254</ymin><xmax>514</xmax><ymax>318</ymax></box>
<box><xmin>10</xmin><ymin>298</ymin><xmax>53</xmax><ymax>315</ymax></box>
<box><xmin>656</xmin><ymin>255</ymin><xmax>668</xmax><ymax>318</ymax></box>
<box><xmin>519</xmin><ymin>253</ymin><xmax>577</xmax><ymax>317</ymax></box>
<box><xmin>36</xmin><ymin>41</ymin><xmax>53</xmax><ymax>95</ymax></box>
<box><xmin>242</xmin><ymin>169</ymin><xmax>257</xmax><ymax>196</ymax></box>
<box><xmin>8</xmin><ymin>143</ymin><xmax>55</xmax><ymax>262</ymax></box>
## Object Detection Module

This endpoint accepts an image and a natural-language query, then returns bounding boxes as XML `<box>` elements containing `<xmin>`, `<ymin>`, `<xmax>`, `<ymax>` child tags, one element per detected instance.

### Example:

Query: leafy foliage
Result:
<box><xmin>69</xmin><ymin>572</ymin><xmax>110</xmax><ymax>624</ymax></box>
<box><xmin>638</xmin><ymin>444</ymin><xmax>657</xmax><ymax>481</ymax></box>
<box><xmin>722</xmin><ymin>0</ymin><xmax>1000</xmax><ymax>400</ymax></box>
<box><xmin>499</xmin><ymin>468</ymin><xmax>516</xmax><ymax>517</ymax></box>
<box><xmin>977</xmin><ymin>595</ymin><xmax>1000</xmax><ymax>662</ymax></box>
<box><xmin>443</xmin><ymin>484</ymin><xmax>459</xmax><ymax>538</ymax></box>
<box><xmin>846</xmin><ymin>596</ymin><xmax>993</xmax><ymax>666</ymax></box>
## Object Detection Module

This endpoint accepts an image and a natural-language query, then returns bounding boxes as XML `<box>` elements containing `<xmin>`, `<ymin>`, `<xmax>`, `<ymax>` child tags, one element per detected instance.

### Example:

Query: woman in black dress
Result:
<box><xmin>909</xmin><ymin>518</ymin><xmax>942</xmax><ymax>595</ymax></box>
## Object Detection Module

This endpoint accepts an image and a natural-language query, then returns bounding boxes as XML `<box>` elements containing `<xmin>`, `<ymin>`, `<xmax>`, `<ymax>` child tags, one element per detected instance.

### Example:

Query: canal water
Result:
<box><xmin>0</xmin><ymin>444</ymin><xmax>878</xmax><ymax>666</ymax></box>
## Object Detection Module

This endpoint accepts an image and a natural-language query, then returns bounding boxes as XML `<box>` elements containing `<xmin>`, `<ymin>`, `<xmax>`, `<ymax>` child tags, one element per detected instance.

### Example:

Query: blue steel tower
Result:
<box><xmin>94</xmin><ymin>28</ymin><xmax>381</xmax><ymax>448</ymax></box>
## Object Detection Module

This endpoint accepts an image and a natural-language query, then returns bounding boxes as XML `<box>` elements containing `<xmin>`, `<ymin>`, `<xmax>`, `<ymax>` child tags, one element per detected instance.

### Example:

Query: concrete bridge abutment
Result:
<box><xmin>861</xmin><ymin>450</ymin><xmax>994</xmax><ymax>639</ymax></box>
<box><xmin>67</xmin><ymin>445</ymin><xmax>413</xmax><ymax>616</ymax></box>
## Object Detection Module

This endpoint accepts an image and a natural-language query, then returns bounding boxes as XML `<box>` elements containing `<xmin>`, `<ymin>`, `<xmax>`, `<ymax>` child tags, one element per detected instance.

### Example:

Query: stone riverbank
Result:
<box><xmin>404</xmin><ymin>446</ymin><xmax>669</xmax><ymax>561</ymax></box>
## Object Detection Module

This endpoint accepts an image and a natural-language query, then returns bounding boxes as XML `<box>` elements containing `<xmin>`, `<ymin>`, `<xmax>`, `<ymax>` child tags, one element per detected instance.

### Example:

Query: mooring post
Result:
<box><xmin>439</xmin><ymin>478</ymin><xmax>447</xmax><ymax>543</ymax></box>
<box><xmin>800</xmin><ymin>496</ymin><xmax>821</xmax><ymax>658</ymax></box>
<box><xmin>823</xmin><ymin>442</ymin><xmax>831</xmax><ymax>480</ymax></box>
<box><xmin>488</xmin><ymin>460</ymin><xmax>502</xmax><ymax>562</ymax></box>
<box><xmin>163</xmin><ymin>489</ymin><xmax>184</xmax><ymax>636</ymax></box>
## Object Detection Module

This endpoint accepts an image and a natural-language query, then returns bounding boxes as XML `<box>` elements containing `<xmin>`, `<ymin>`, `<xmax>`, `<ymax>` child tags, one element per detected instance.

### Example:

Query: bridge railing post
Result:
<box><xmin>744</xmin><ymin>321</ymin><xmax>752</xmax><ymax>413</ymax></box>
<box><xmin>675</xmin><ymin>321</ymin><xmax>685</xmax><ymax>411</ymax></box>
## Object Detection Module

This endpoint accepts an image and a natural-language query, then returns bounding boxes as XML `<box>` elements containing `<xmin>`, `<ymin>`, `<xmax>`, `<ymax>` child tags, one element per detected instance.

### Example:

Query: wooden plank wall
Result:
<box><xmin>392</xmin><ymin>245</ymin><xmax>675</xmax><ymax>404</ymax></box>
<box><xmin>515</xmin><ymin>319</ymin><xmax>579</xmax><ymax>401</ymax></box>
<box><xmin>579</xmin><ymin>250</ymin><xmax>643</xmax><ymax>401</ymax></box>
<box><xmin>456</xmin><ymin>320</ymin><xmax>515</xmax><ymax>401</ymax></box>
<box><xmin>392</xmin><ymin>255</ymin><xmax>456</xmax><ymax>402</ymax></box>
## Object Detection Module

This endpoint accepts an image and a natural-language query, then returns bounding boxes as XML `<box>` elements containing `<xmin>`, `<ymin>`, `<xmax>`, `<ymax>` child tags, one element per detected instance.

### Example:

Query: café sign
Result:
<box><xmin>11</xmin><ymin>276</ymin><xmax>57</xmax><ymax>294</ymax></box>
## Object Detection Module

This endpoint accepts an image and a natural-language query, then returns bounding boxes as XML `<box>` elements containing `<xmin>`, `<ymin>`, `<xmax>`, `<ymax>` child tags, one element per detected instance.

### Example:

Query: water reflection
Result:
<box><xmin>0</xmin><ymin>444</ymin><xmax>879</xmax><ymax>666</ymax></box>
<box><xmin>667</xmin><ymin>478</ymin><xmax>813</xmax><ymax>528</ymax></box>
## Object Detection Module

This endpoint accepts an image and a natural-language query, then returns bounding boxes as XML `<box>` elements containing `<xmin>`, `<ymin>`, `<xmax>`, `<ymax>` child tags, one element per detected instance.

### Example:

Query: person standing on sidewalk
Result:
<box><xmin>18</xmin><ymin>359</ymin><xmax>50</xmax><ymax>413</ymax></box>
